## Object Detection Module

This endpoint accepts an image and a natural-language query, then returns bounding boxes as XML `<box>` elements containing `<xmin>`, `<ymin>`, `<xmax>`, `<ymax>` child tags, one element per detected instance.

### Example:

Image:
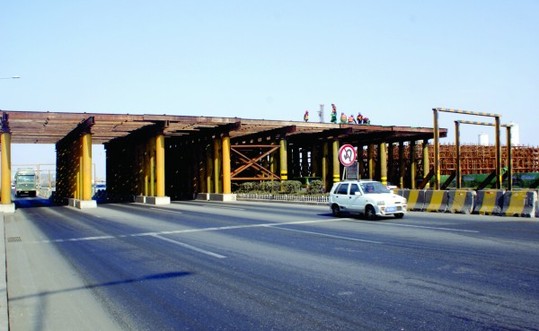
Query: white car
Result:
<box><xmin>328</xmin><ymin>180</ymin><xmax>407</xmax><ymax>219</ymax></box>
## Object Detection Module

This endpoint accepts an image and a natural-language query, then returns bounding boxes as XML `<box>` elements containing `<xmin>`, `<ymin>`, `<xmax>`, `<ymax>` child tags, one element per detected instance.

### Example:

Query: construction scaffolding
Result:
<box><xmin>437</xmin><ymin>144</ymin><xmax>539</xmax><ymax>175</ymax></box>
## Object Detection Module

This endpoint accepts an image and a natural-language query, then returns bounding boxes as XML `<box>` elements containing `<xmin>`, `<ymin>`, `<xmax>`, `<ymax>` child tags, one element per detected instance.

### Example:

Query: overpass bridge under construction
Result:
<box><xmin>0</xmin><ymin>110</ymin><xmax>446</xmax><ymax>211</ymax></box>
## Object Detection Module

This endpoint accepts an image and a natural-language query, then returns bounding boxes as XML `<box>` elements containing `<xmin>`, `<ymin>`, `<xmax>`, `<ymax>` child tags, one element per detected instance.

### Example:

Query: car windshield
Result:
<box><xmin>361</xmin><ymin>182</ymin><xmax>390</xmax><ymax>194</ymax></box>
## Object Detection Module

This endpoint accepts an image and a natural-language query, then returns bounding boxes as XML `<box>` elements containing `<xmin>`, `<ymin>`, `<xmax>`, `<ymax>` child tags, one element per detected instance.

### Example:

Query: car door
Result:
<box><xmin>332</xmin><ymin>183</ymin><xmax>350</xmax><ymax>209</ymax></box>
<box><xmin>346</xmin><ymin>183</ymin><xmax>364</xmax><ymax>212</ymax></box>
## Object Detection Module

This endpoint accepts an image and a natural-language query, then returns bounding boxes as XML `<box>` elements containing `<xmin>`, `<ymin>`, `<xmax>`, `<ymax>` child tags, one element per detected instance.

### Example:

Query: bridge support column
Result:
<box><xmin>222</xmin><ymin>135</ymin><xmax>231</xmax><ymax>194</ymax></box>
<box><xmin>0</xmin><ymin>132</ymin><xmax>14</xmax><ymax>213</ymax></box>
<box><xmin>332</xmin><ymin>140</ymin><xmax>340</xmax><ymax>184</ymax></box>
<box><xmin>379</xmin><ymin>142</ymin><xmax>387</xmax><ymax>186</ymax></box>
<box><xmin>69</xmin><ymin>133</ymin><xmax>96</xmax><ymax>209</ymax></box>
<box><xmin>213</xmin><ymin>138</ymin><xmax>221</xmax><ymax>194</ymax></box>
<box><xmin>321</xmin><ymin>142</ymin><xmax>328</xmax><ymax>190</ymax></box>
<box><xmin>145</xmin><ymin>134</ymin><xmax>170</xmax><ymax>205</ymax></box>
<box><xmin>280</xmin><ymin>138</ymin><xmax>288</xmax><ymax>181</ymax></box>
<box><xmin>206</xmin><ymin>135</ymin><xmax>235</xmax><ymax>201</ymax></box>
<box><xmin>422</xmin><ymin>139</ymin><xmax>430</xmax><ymax>188</ymax></box>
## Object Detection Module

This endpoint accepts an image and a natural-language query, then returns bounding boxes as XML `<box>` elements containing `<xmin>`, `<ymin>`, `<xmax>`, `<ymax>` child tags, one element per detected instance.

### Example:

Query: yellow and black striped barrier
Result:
<box><xmin>393</xmin><ymin>189</ymin><xmax>536</xmax><ymax>217</ymax></box>
<box><xmin>500</xmin><ymin>190</ymin><xmax>537</xmax><ymax>217</ymax></box>
<box><xmin>424</xmin><ymin>190</ymin><xmax>448</xmax><ymax>213</ymax></box>
<box><xmin>446</xmin><ymin>190</ymin><xmax>475</xmax><ymax>214</ymax></box>
<box><xmin>471</xmin><ymin>190</ymin><xmax>504</xmax><ymax>215</ymax></box>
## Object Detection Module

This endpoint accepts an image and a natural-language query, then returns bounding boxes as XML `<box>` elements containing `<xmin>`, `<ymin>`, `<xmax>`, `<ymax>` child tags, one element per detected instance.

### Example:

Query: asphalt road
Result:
<box><xmin>4</xmin><ymin>201</ymin><xmax>539</xmax><ymax>330</ymax></box>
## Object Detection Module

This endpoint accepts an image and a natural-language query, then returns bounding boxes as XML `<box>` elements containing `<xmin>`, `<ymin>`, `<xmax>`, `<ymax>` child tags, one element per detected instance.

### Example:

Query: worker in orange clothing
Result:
<box><xmin>340</xmin><ymin>112</ymin><xmax>347</xmax><ymax>123</ymax></box>
<box><xmin>304</xmin><ymin>110</ymin><xmax>309</xmax><ymax>122</ymax></box>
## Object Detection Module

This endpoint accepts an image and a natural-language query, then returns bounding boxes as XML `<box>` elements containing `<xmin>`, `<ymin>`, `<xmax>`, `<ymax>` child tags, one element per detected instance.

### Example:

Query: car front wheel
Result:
<box><xmin>365</xmin><ymin>205</ymin><xmax>377</xmax><ymax>220</ymax></box>
<box><xmin>331</xmin><ymin>204</ymin><xmax>341</xmax><ymax>217</ymax></box>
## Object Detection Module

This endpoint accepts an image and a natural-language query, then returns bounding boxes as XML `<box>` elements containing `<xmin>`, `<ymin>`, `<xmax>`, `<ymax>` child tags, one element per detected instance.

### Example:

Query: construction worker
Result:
<box><xmin>340</xmin><ymin>112</ymin><xmax>347</xmax><ymax>124</ymax></box>
<box><xmin>304</xmin><ymin>110</ymin><xmax>309</xmax><ymax>122</ymax></box>
<box><xmin>330</xmin><ymin>104</ymin><xmax>337</xmax><ymax>123</ymax></box>
<box><xmin>348</xmin><ymin>114</ymin><xmax>356</xmax><ymax>124</ymax></box>
<box><xmin>356</xmin><ymin>112</ymin><xmax>363</xmax><ymax>124</ymax></box>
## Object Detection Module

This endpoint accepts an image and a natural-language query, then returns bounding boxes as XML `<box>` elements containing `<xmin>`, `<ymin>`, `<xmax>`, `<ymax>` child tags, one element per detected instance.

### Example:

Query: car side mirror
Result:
<box><xmin>354</xmin><ymin>191</ymin><xmax>361</xmax><ymax>196</ymax></box>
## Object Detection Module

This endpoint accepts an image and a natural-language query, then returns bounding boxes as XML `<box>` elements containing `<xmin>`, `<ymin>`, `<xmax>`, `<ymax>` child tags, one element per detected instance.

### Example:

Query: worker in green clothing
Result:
<box><xmin>330</xmin><ymin>104</ymin><xmax>337</xmax><ymax>123</ymax></box>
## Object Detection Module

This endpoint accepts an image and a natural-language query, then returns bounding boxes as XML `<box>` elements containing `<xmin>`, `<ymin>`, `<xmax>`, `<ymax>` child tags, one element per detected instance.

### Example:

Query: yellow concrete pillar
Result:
<box><xmin>149</xmin><ymin>137</ymin><xmax>156</xmax><ymax>196</ymax></box>
<box><xmin>279</xmin><ymin>139</ymin><xmax>288</xmax><ymax>181</ymax></box>
<box><xmin>422</xmin><ymin>139</ymin><xmax>430</xmax><ymax>188</ymax></box>
<box><xmin>1</xmin><ymin>133</ymin><xmax>12</xmax><ymax>204</ymax></box>
<box><xmin>206</xmin><ymin>145</ymin><xmax>213</xmax><ymax>193</ymax></box>
<box><xmin>81</xmin><ymin>133</ymin><xmax>92</xmax><ymax>200</ymax></box>
<box><xmin>222</xmin><ymin>135</ymin><xmax>231</xmax><ymax>194</ymax></box>
<box><xmin>77</xmin><ymin>140</ymin><xmax>82</xmax><ymax>199</ymax></box>
<box><xmin>332</xmin><ymin>140</ymin><xmax>340</xmax><ymax>183</ymax></box>
<box><xmin>155</xmin><ymin>134</ymin><xmax>165</xmax><ymax>197</ymax></box>
<box><xmin>379</xmin><ymin>142</ymin><xmax>387</xmax><ymax>185</ymax></box>
<box><xmin>144</xmin><ymin>143</ymin><xmax>149</xmax><ymax>196</ymax></box>
<box><xmin>410</xmin><ymin>141</ymin><xmax>416</xmax><ymax>189</ymax></box>
<box><xmin>213</xmin><ymin>138</ymin><xmax>221</xmax><ymax>193</ymax></box>
<box><xmin>322</xmin><ymin>142</ymin><xmax>328</xmax><ymax>188</ymax></box>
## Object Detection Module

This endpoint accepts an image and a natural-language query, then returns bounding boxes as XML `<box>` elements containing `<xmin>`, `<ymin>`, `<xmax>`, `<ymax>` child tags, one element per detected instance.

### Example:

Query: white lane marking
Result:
<box><xmin>267</xmin><ymin>226</ymin><xmax>383</xmax><ymax>244</ymax></box>
<box><xmin>33</xmin><ymin>217</ymin><xmax>474</xmax><ymax>245</ymax></box>
<box><xmin>152</xmin><ymin>234</ymin><xmax>226</xmax><ymax>259</ymax></box>
<box><xmin>33</xmin><ymin>218</ymin><xmax>345</xmax><ymax>244</ymax></box>
<box><xmin>377</xmin><ymin>222</ymin><xmax>480</xmax><ymax>233</ymax></box>
<box><xmin>150</xmin><ymin>207</ymin><xmax>182</xmax><ymax>214</ymax></box>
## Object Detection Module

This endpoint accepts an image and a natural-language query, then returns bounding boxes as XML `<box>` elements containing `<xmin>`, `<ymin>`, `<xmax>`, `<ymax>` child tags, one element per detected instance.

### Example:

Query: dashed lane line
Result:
<box><xmin>152</xmin><ymin>234</ymin><xmax>227</xmax><ymax>259</ymax></box>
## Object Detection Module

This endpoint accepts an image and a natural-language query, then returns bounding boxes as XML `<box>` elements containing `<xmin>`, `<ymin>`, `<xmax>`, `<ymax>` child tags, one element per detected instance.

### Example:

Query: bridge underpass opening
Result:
<box><xmin>10</xmin><ymin>143</ymin><xmax>107</xmax><ymax>206</ymax></box>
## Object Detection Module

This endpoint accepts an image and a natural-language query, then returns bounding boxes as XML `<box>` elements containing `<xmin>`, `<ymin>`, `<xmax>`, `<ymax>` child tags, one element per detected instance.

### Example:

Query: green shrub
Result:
<box><xmin>259</xmin><ymin>181</ymin><xmax>280</xmax><ymax>192</ymax></box>
<box><xmin>307</xmin><ymin>180</ymin><xmax>325</xmax><ymax>194</ymax></box>
<box><xmin>280</xmin><ymin>180</ymin><xmax>302</xmax><ymax>194</ymax></box>
<box><xmin>236</xmin><ymin>182</ymin><xmax>258</xmax><ymax>193</ymax></box>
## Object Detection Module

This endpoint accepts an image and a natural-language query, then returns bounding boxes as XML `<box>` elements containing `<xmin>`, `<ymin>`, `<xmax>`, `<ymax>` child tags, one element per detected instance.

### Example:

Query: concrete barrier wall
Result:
<box><xmin>424</xmin><ymin>190</ymin><xmax>448</xmax><ymax>213</ymax></box>
<box><xmin>395</xmin><ymin>189</ymin><xmax>536</xmax><ymax>218</ymax></box>
<box><xmin>446</xmin><ymin>190</ymin><xmax>475</xmax><ymax>214</ymax></box>
<box><xmin>472</xmin><ymin>190</ymin><xmax>504</xmax><ymax>215</ymax></box>
<box><xmin>399</xmin><ymin>189</ymin><xmax>425</xmax><ymax>211</ymax></box>
<box><xmin>500</xmin><ymin>190</ymin><xmax>537</xmax><ymax>217</ymax></box>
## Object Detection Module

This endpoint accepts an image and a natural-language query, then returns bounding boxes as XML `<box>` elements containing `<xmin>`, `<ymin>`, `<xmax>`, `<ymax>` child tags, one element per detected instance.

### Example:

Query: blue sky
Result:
<box><xmin>1</xmin><ymin>1</ymin><xmax>538</xmax><ymax>179</ymax></box>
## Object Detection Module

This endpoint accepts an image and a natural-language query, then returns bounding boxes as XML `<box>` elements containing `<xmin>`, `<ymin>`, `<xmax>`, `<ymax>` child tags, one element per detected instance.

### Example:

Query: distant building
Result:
<box><xmin>478</xmin><ymin>133</ymin><xmax>489</xmax><ymax>146</ymax></box>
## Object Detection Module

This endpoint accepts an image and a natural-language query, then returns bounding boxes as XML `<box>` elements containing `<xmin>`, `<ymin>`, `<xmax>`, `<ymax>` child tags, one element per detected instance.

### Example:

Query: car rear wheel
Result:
<box><xmin>331</xmin><ymin>204</ymin><xmax>341</xmax><ymax>217</ymax></box>
<box><xmin>365</xmin><ymin>205</ymin><xmax>377</xmax><ymax>220</ymax></box>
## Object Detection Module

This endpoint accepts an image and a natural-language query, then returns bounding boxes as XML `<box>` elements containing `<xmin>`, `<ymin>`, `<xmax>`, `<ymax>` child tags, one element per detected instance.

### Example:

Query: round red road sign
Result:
<box><xmin>338</xmin><ymin>144</ymin><xmax>356</xmax><ymax>167</ymax></box>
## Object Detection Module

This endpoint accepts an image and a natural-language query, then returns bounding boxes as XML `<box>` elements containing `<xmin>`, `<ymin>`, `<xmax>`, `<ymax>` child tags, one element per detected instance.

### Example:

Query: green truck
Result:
<box><xmin>14</xmin><ymin>168</ymin><xmax>37</xmax><ymax>197</ymax></box>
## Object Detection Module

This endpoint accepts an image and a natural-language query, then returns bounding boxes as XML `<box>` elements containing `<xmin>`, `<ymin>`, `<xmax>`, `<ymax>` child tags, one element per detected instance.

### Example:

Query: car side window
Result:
<box><xmin>336</xmin><ymin>183</ymin><xmax>349</xmax><ymax>195</ymax></box>
<box><xmin>349</xmin><ymin>184</ymin><xmax>359</xmax><ymax>195</ymax></box>
<box><xmin>361</xmin><ymin>183</ymin><xmax>374</xmax><ymax>193</ymax></box>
